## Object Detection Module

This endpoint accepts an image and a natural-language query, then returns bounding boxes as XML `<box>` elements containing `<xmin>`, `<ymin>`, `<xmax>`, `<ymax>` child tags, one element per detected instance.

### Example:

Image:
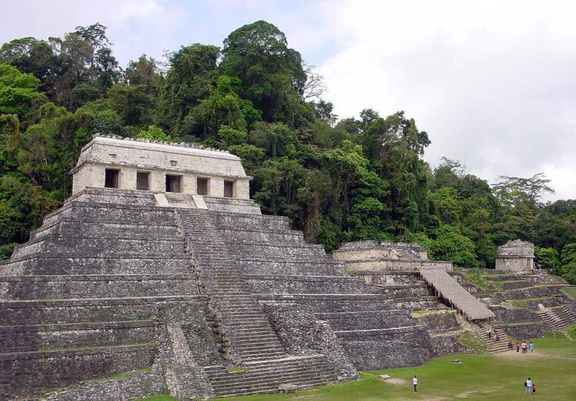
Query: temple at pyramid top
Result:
<box><xmin>71</xmin><ymin>134</ymin><xmax>251</xmax><ymax>199</ymax></box>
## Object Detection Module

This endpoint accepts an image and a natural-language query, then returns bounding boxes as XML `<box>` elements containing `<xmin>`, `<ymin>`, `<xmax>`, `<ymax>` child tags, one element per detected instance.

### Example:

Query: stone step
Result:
<box><xmin>221</xmin><ymin>230</ymin><xmax>306</xmax><ymax>244</ymax></box>
<box><xmin>203</xmin><ymin>357</ymin><xmax>336</xmax><ymax>397</ymax></box>
<box><xmin>30</xmin><ymin>220</ymin><xmax>180</xmax><ymax>242</ymax></box>
<box><xmin>230</xmin><ymin>336</ymin><xmax>284</xmax><ymax>345</ymax></box>
<box><xmin>41</xmin><ymin>203</ymin><xmax>175</xmax><ymax>227</ymax></box>
<box><xmin>233</xmin><ymin>259</ymin><xmax>345</xmax><ymax>276</ymax></box>
<box><xmin>209</xmin><ymin>375</ymin><xmax>326</xmax><ymax>391</ymax></box>
<box><xmin>473</xmin><ymin>326</ymin><xmax>512</xmax><ymax>353</ymax></box>
<box><xmin>499</xmin><ymin>285</ymin><xmax>566</xmax><ymax>300</ymax></box>
<box><xmin>12</xmin><ymin>238</ymin><xmax>186</xmax><ymax>259</ymax></box>
<box><xmin>234</xmin><ymin>353</ymin><xmax>287</xmax><ymax>362</ymax></box>
<box><xmin>314</xmin><ymin>310</ymin><xmax>415</xmax><ymax>330</ymax></box>
<box><xmin>232</xmin><ymin>343</ymin><xmax>284</xmax><ymax>352</ymax></box>
<box><xmin>223</xmin><ymin>319</ymin><xmax>275</xmax><ymax>328</ymax></box>
<box><xmin>3</xmin><ymin>256</ymin><xmax>192</xmax><ymax>276</ymax></box>
<box><xmin>219</xmin><ymin>313</ymin><xmax>269</xmax><ymax>321</ymax></box>
<box><xmin>0</xmin><ymin>320</ymin><xmax>154</xmax><ymax>352</ymax></box>
<box><xmin>0</xmin><ymin>274</ymin><xmax>200</xmax><ymax>300</ymax></box>
<box><xmin>0</xmin><ymin>343</ymin><xmax>156</xmax><ymax>399</ymax></box>
<box><xmin>0</xmin><ymin>295</ymin><xmax>206</xmax><ymax>325</ymax></box>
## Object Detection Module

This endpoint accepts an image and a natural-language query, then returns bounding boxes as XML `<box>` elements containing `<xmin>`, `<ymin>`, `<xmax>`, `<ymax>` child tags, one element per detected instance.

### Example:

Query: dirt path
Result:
<box><xmin>495</xmin><ymin>350</ymin><xmax>545</xmax><ymax>359</ymax></box>
<box><xmin>495</xmin><ymin>349</ymin><xmax>576</xmax><ymax>361</ymax></box>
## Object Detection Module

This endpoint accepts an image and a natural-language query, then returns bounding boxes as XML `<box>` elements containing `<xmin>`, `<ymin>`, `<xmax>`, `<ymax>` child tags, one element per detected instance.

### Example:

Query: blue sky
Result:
<box><xmin>1</xmin><ymin>0</ymin><xmax>575</xmax><ymax>201</ymax></box>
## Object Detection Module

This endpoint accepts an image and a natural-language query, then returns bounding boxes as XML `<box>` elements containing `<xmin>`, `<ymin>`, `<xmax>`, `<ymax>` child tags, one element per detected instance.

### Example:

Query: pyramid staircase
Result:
<box><xmin>207</xmin><ymin>209</ymin><xmax>434</xmax><ymax>371</ymax></box>
<box><xmin>475</xmin><ymin>270</ymin><xmax>576</xmax><ymax>337</ymax></box>
<box><xmin>176</xmin><ymin>208</ymin><xmax>338</xmax><ymax>397</ymax></box>
<box><xmin>539</xmin><ymin>305</ymin><xmax>576</xmax><ymax>330</ymax></box>
<box><xmin>486</xmin><ymin>330</ymin><xmax>512</xmax><ymax>353</ymax></box>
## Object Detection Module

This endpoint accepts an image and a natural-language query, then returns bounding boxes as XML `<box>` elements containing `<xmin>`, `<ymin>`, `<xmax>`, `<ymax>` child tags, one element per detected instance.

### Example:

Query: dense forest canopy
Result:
<box><xmin>1</xmin><ymin>21</ymin><xmax>575</xmax><ymax>283</ymax></box>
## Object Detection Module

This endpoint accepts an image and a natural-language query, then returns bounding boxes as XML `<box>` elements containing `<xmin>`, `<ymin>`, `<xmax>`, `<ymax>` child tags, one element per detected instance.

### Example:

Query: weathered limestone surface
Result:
<box><xmin>495</xmin><ymin>240</ymin><xmax>535</xmax><ymax>272</ymax></box>
<box><xmin>0</xmin><ymin>138</ymin><xmax>436</xmax><ymax>399</ymax></box>
<box><xmin>332</xmin><ymin>240</ymin><xmax>452</xmax><ymax>272</ymax></box>
<box><xmin>263</xmin><ymin>304</ymin><xmax>358</xmax><ymax>381</ymax></box>
<box><xmin>469</xmin><ymin>269</ymin><xmax>576</xmax><ymax>339</ymax></box>
<box><xmin>72</xmin><ymin>135</ymin><xmax>251</xmax><ymax>199</ymax></box>
<box><xmin>332</xmin><ymin>241</ymin><xmax>497</xmax><ymax>356</ymax></box>
<box><xmin>0</xmin><ymin>192</ymin><xmax>437</xmax><ymax>398</ymax></box>
<box><xmin>211</xmin><ymin>216</ymin><xmax>433</xmax><ymax>371</ymax></box>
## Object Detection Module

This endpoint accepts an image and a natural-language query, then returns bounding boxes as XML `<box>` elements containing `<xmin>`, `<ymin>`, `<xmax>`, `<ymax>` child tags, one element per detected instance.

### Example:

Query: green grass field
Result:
<box><xmin>136</xmin><ymin>326</ymin><xmax>576</xmax><ymax>401</ymax></box>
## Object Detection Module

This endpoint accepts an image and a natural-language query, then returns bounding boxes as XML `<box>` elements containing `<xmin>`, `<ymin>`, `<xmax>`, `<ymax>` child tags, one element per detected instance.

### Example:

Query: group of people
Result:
<box><xmin>507</xmin><ymin>340</ymin><xmax>535</xmax><ymax>353</ymax></box>
<box><xmin>411</xmin><ymin>328</ymin><xmax>539</xmax><ymax>394</ymax></box>
<box><xmin>486</xmin><ymin>327</ymin><xmax>500</xmax><ymax>341</ymax></box>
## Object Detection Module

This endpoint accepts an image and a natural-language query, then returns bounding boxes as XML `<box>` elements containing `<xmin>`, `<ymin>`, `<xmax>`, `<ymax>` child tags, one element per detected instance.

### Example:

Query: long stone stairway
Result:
<box><xmin>177</xmin><ymin>209</ymin><xmax>288</xmax><ymax>363</ymax></box>
<box><xmin>470</xmin><ymin>325</ymin><xmax>511</xmax><ymax>353</ymax></box>
<box><xmin>209</xmin><ymin>209</ymin><xmax>433</xmax><ymax>371</ymax></box>
<box><xmin>176</xmin><ymin>208</ymin><xmax>338</xmax><ymax>397</ymax></box>
<box><xmin>540</xmin><ymin>305</ymin><xmax>576</xmax><ymax>330</ymax></box>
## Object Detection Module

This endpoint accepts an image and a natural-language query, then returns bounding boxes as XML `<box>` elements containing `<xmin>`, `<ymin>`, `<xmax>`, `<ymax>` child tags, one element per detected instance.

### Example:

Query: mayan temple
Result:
<box><xmin>0</xmin><ymin>135</ymin><xmax>434</xmax><ymax>400</ymax></box>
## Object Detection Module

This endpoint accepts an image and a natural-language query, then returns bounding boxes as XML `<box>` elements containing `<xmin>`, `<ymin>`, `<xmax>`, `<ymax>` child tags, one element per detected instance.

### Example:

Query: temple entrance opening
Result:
<box><xmin>136</xmin><ymin>171</ymin><xmax>150</xmax><ymax>190</ymax></box>
<box><xmin>224</xmin><ymin>180</ymin><xmax>234</xmax><ymax>197</ymax></box>
<box><xmin>166</xmin><ymin>174</ymin><xmax>182</xmax><ymax>192</ymax></box>
<box><xmin>197</xmin><ymin>177</ymin><xmax>209</xmax><ymax>195</ymax></box>
<box><xmin>104</xmin><ymin>169</ymin><xmax>119</xmax><ymax>188</ymax></box>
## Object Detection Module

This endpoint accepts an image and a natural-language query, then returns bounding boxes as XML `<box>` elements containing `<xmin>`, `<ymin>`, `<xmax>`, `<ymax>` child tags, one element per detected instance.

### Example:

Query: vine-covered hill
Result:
<box><xmin>1</xmin><ymin>21</ymin><xmax>575</xmax><ymax>281</ymax></box>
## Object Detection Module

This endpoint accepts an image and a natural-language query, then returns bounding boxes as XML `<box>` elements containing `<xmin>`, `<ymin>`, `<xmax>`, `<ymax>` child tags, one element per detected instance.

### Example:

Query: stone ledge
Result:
<box><xmin>244</xmin><ymin>274</ymin><xmax>357</xmax><ymax>281</ymax></box>
<box><xmin>335</xmin><ymin>325</ymin><xmax>428</xmax><ymax>338</ymax></box>
<box><xmin>0</xmin><ymin>274</ymin><xmax>197</xmax><ymax>282</ymax></box>
<box><xmin>0</xmin><ymin>320</ymin><xmax>153</xmax><ymax>333</ymax></box>
<box><xmin>0</xmin><ymin>295</ymin><xmax>208</xmax><ymax>308</ymax></box>
<box><xmin>0</xmin><ymin>343</ymin><xmax>155</xmax><ymax>361</ymax></box>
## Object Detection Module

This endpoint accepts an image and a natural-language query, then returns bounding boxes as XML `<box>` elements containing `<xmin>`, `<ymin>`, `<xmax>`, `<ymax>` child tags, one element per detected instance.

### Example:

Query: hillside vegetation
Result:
<box><xmin>1</xmin><ymin>21</ymin><xmax>575</xmax><ymax>282</ymax></box>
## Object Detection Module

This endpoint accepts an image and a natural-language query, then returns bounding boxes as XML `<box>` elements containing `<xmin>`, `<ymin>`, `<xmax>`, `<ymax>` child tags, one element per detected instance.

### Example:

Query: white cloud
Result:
<box><xmin>318</xmin><ymin>0</ymin><xmax>576</xmax><ymax>200</ymax></box>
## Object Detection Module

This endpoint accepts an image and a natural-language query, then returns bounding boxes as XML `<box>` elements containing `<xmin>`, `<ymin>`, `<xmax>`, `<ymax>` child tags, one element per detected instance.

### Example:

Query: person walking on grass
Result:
<box><xmin>529</xmin><ymin>341</ymin><xmax>535</xmax><ymax>353</ymax></box>
<box><xmin>413</xmin><ymin>375</ymin><xmax>418</xmax><ymax>392</ymax></box>
<box><xmin>525</xmin><ymin>377</ymin><xmax>533</xmax><ymax>394</ymax></box>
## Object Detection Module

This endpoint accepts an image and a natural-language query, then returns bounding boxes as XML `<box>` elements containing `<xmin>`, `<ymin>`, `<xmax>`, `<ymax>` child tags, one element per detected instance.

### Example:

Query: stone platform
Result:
<box><xmin>0</xmin><ymin>189</ymin><xmax>433</xmax><ymax>400</ymax></box>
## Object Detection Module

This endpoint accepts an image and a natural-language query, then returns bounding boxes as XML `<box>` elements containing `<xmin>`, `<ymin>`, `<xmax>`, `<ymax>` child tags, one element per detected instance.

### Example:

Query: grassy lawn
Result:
<box><xmin>135</xmin><ymin>326</ymin><xmax>576</xmax><ymax>401</ymax></box>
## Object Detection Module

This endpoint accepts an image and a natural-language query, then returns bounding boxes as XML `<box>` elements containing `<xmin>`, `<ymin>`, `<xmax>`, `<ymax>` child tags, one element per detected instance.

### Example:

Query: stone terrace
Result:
<box><xmin>469</xmin><ymin>270</ymin><xmax>576</xmax><ymax>339</ymax></box>
<box><xmin>0</xmin><ymin>189</ymin><xmax>385</xmax><ymax>400</ymax></box>
<box><xmin>210</xmin><ymin>211</ymin><xmax>434</xmax><ymax>371</ymax></box>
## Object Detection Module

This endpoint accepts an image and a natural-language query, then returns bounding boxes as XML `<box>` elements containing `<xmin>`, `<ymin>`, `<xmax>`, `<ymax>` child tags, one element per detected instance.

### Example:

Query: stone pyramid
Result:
<box><xmin>0</xmin><ymin>136</ymin><xmax>433</xmax><ymax>400</ymax></box>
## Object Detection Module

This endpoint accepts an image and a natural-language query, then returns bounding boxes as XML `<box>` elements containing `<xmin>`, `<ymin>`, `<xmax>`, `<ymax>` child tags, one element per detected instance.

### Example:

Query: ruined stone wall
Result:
<box><xmin>341</xmin><ymin>259</ymin><xmax>452</xmax><ymax>272</ymax></box>
<box><xmin>336</xmin><ymin>326</ymin><xmax>432</xmax><ymax>369</ymax></box>
<box><xmin>263</xmin><ymin>304</ymin><xmax>359</xmax><ymax>381</ymax></box>
<box><xmin>1</xmin><ymin>346</ymin><xmax>156</xmax><ymax>398</ymax></box>
<box><xmin>43</xmin><ymin>371</ymin><xmax>166</xmax><ymax>401</ymax></box>
<box><xmin>332</xmin><ymin>240</ymin><xmax>429</xmax><ymax>262</ymax></box>
<box><xmin>332</xmin><ymin>240</ymin><xmax>452</xmax><ymax>272</ymax></box>
<box><xmin>410</xmin><ymin>311</ymin><xmax>470</xmax><ymax>356</ymax></box>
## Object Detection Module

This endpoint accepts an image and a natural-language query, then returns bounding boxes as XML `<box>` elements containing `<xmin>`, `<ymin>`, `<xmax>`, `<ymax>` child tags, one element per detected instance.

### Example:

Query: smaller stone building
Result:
<box><xmin>332</xmin><ymin>240</ymin><xmax>453</xmax><ymax>272</ymax></box>
<box><xmin>71</xmin><ymin>134</ymin><xmax>251</xmax><ymax>199</ymax></box>
<box><xmin>495</xmin><ymin>240</ymin><xmax>535</xmax><ymax>272</ymax></box>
